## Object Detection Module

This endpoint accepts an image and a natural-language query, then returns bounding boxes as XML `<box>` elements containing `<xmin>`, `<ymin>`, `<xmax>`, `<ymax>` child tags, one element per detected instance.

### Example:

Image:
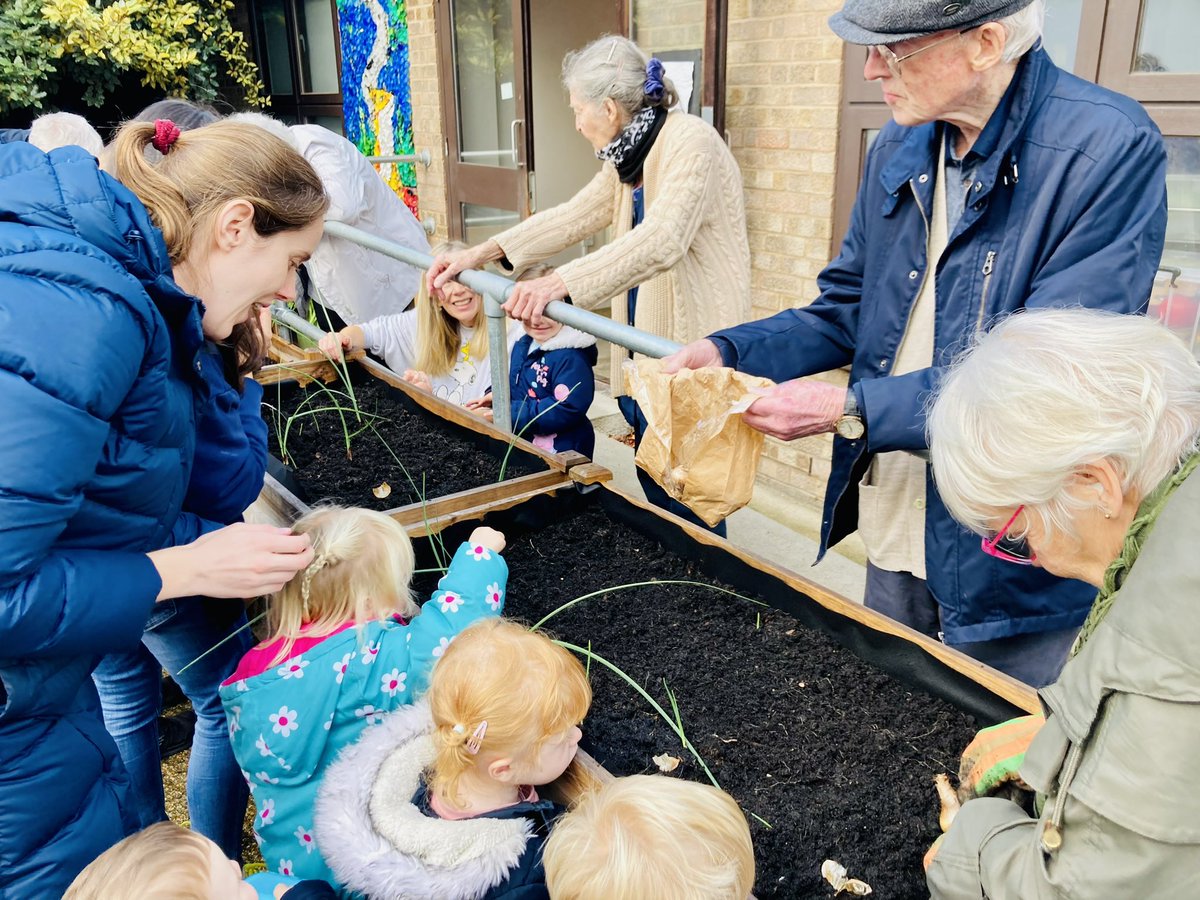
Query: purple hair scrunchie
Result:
<box><xmin>644</xmin><ymin>57</ymin><xmax>665</xmax><ymax>103</ymax></box>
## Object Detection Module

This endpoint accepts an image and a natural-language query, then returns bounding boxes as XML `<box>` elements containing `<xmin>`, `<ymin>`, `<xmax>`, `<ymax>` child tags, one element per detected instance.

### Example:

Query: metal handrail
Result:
<box><xmin>366</xmin><ymin>150</ymin><xmax>432</xmax><ymax>168</ymax></box>
<box><xmin>286</xmin><ymin>221</ymin><xmax>682</xmax><ymax>432</ymax></box>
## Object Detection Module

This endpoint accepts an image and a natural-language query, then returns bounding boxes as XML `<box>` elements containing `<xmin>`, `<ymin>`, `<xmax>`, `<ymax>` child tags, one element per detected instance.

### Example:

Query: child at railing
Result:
<box><xmin>465</xmin><ymin>264</ymin><xmax>598</xmax><ymax>457</ymax></box>
<box><xmin>543</xmin><ymin>775</ymin><xmax>756</xmax><ymax>900</ymax></box>
<box><xmin>317</xmin><ymin>240</ymin><xmax>516</xmax><ymax>406</ymax></box>
<box><xmin>315</xmin><ymin>617</ymin><xmax>591</xmax><ymax>899</ymax></box>
<box><xmin>218</xmin><ymin>507</ymin><xmax>509</xmax><ymax>884</ymax></box>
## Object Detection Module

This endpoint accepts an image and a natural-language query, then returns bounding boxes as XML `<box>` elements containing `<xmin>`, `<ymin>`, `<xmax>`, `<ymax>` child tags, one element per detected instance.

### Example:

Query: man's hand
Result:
<box><xmin>660</xmin><ymin>339</ymin><xmax>723</xmax><ymax>374</ymax></box>
<box><xmin>958</xmin><ymin>713</ymin><xmax>1044</xmax><ymax>799</ymax></box>
<box><xmin>741</xmin><ymin>378</ymin><xmax>847</xmax><ymax>441</ymax></box>
<box><xmin>502</xmin><ymin>272</ymin><xmax>569</xmax><ymax>325</ymax></box>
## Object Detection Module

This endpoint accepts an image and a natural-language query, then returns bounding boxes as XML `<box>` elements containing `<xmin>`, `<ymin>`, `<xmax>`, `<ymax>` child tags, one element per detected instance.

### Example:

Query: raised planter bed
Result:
<box><xmin>251</xmin><ymin>343</ymin><xmax>1037</xmax><ymax>898</ymax></box>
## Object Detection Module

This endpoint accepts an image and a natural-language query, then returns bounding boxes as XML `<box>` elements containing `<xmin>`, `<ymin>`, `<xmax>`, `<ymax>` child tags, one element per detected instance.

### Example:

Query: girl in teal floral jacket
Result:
<box><xmin>219</xmin><ymin>506</ymin><xmax>508</xmax><ymax>883</ymax></box>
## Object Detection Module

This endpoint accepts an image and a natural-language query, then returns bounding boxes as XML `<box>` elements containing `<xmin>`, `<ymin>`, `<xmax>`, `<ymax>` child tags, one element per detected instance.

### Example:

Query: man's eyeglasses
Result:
<box><xmin>871</xmin><ymin>27</ymin><xmax>974</xmax><ymax>78</ymax></box>
<box><xmin>981</xmin><ymin>505</ymin><xmax>1037</xmax><ymax>566</ymax></box>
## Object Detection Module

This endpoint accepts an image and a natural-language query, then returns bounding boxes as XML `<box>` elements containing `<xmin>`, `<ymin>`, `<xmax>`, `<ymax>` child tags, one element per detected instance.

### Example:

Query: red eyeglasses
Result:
<box><xmin>981</xmin><ymin>505</ymin><xmax>1037</xmax><ymax>565</ymax></box>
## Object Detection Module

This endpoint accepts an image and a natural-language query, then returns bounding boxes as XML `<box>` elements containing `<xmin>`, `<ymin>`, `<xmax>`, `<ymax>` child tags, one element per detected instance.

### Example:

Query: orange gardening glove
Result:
<box><xmin>958</xmin><ymin>713</ymin><xmax>1045</xmax><ymax>799</ymax></box>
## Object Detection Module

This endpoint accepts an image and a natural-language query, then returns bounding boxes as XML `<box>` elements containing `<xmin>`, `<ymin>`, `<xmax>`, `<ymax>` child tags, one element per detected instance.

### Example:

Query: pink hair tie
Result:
<box><xmin>151</xmin><ymin>119</ymin><xmax>181</xmax><ymax>154</ymax></box>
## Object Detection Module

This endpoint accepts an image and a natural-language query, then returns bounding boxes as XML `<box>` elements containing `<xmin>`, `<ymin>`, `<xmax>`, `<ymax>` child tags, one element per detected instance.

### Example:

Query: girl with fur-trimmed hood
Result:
<box><xmin>315</xmin><ymin>618</ymin><xmax>592</xmax><ymax>899</ymax></box>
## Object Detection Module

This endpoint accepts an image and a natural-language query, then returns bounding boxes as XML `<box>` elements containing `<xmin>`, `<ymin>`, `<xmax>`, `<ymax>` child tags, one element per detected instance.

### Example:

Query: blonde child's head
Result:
<box><xmin>428</xmin><ymin>618</ymin><xmax>591</xmax><ymax>807</ymax></box>
<box><xmin>64</xmin><ymin>822</ymin><xmax>254</xmax><ymax>900</ymax></box>
<box><xmin>269</xmin><ymin>505</ymin><xmax>416</xmax><ymax>664</ymax></box>
<box><xmin>416</xmin><ymin>240</ymin><xmax>488</xmax><ymax>377</ymax></box>
<box><xmin>543</xmin><ymin>775</ymin><xmax>756</xmax><ymax>900</ymax></box>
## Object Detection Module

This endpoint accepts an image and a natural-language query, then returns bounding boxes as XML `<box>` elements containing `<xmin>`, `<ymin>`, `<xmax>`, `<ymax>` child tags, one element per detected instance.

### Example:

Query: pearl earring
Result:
<box><xmin>1102</xmin><ymin>509</ymin><xmax>1112</xmax><ymax>519</ymax></box>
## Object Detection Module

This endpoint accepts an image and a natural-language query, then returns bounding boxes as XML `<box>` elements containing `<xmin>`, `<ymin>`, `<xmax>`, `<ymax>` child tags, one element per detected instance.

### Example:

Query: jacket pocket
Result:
<box><xmin>856</xmin><ymin>465</ymin><xmax>886</xmax><ymax>553</ymax></box>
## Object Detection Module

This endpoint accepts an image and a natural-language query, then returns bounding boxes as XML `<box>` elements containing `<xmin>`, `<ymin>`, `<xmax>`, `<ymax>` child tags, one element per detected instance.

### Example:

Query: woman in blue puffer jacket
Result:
<box><xmin>0</xmin><ymin>119</ymin><xmax>328</xmax><ymax>897</ymax></box>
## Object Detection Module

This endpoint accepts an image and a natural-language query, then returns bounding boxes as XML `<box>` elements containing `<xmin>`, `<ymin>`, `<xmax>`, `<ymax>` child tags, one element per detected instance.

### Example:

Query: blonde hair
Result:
<box><xmin>267</xmin><ymin>505</ymin><xmax>417</xmax><ymax>666</ymax></box>
<box><xmin>415</xmin><ymin>240</ymin><xmax>488</xmax><ymax>377</ymax></box>
<box><xmin>111</xmin><ymin>119</ymin><xmax>328</xmax><ymax>265</ymax></box>
<box><xmin>64</xmin><ymin>822</ymin><xmax>213</xmax><ymax>899</ymax></box>
<box><xmin>428</xmin><ymin>618</ymin><xmax>591</xmax><ymax>807</ymax></box>
<box><xmin>544</xmin><ymin>775</ymin><xmax>755</xmax><ymax>900</ymax></box>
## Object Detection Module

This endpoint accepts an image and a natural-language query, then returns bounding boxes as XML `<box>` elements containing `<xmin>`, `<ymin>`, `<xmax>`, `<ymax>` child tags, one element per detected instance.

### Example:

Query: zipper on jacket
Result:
<box><xmin>974</xmin><ymin>250</ymin><xmax>996</xmax><ymax>333</ymax></box>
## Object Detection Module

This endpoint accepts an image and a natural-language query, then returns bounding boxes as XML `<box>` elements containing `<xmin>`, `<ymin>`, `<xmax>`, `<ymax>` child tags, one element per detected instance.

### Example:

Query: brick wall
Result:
<box><xmin>406</xmin><ymin>0</ymin><xmax>450</xmax><ymax>243</ymax></box>
<box><xmin>725</xmin><ymin>0</ymin><xmax>847</xmax><ymax>512</ymax></box>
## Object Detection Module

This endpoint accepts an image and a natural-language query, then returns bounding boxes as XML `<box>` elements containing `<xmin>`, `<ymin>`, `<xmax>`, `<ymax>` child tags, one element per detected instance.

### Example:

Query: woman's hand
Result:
<box><xmin>502</xmin><ymin>272</ymin><xmax>569</xmax><ymax>326</ymax></box>
<box><xmin>318</xmin><ymin>325</ymin><xmax>364</xmax><ymax>360</ymax></box>
<box><xmin>660</xmin><ymin>338</ymin><xmax>723</xmax><ymax>373</ymax></box>
<box><xmin>468</xmin><ymin>526</ymin><xmax>506</xmax><ymax>553</ymax></box>
<box><xmin>403</xmin><ymin>369</ymin><xmax>433</xmax><ymax>392</ymax></box>
<box><xmin>427</xmin><ymin>241</ymin><xmax>502</xmax><ymax>298</ymax></box>
<box><xmin>149</xmin><ymin>523</ymin><xmax>313</xmax><ymax>601</ymax></box>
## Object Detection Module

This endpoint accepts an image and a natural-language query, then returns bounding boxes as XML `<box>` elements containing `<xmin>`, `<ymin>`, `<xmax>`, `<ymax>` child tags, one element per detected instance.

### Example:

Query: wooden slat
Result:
<box><xmin>598</xmin><ymin>482</ymin><xmax>1041</xmax><ymax>714</ymax></box>
<box><xmin>568</xmin><ymin>463</ymin><xmax>613</xmax><ymax>486</ymax></box>
<box><xmin>389</xmin><ymin>470</ymin><xmax>571</xmax><ymax>527</ymax></box>
<box><xmin>401</xmin><ymin>476</ymin><xmax>576</xmax><ymax>538</ymax></box>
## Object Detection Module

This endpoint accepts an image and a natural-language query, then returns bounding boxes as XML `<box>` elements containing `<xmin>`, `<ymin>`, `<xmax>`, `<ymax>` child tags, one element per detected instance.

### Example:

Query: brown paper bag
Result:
<box><xmin>624</xmin><ymin>359</ymin><xmax>774</xmax><ymax>526</ymax></box>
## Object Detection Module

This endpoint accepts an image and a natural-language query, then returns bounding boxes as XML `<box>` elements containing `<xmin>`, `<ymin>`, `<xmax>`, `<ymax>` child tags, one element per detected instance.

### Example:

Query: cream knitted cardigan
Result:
<box><xmin>492</xmin><ymin>112</ymin><xmax>750</xmax><ymax>393</ymax></box>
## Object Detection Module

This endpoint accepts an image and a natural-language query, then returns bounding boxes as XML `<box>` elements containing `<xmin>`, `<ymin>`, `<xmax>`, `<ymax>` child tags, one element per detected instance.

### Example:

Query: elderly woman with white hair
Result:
<box><xmin>427</xmin><ymin>34</ymin><xmax>750</xmax><ymax>532</ymax></box>
<box><xmin>923</xmin><ymin>307</ymin><xmax>1200</xmax><ymax>898</ymax></box>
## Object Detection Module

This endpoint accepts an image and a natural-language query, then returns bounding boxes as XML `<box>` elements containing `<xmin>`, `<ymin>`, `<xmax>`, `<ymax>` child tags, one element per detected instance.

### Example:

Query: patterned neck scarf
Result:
<box><xmin>596</xmin><ymin>106</ymin><xmax>668</xmax><ymax>184</ymax></box>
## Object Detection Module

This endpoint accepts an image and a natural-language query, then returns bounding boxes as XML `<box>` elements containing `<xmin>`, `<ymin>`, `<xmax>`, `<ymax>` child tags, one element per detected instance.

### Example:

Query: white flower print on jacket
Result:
<box><xmin>218</xmin><ymin>539</ymin><xmax>509</xmax><ymax>884</ymax></box>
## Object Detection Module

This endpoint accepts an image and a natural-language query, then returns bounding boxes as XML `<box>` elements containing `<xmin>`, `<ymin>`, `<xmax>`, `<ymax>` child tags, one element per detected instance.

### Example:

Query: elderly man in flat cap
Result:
<box><xmin>665</xmin><ymin>0</ymin><xmax>1166</xmax><ymax>688</ymax></box>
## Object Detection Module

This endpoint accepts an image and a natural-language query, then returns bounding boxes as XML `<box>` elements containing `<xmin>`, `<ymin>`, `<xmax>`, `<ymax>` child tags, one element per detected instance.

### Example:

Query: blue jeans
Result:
<box><xmin>93</xmin><ymin>597</ymin><xmax>252</xmax><ymax>859</ymax></box>
<box><xmin>618</xmin><ymin>395</ymin><xmax>728</xmax><ymax>537</ymax></box>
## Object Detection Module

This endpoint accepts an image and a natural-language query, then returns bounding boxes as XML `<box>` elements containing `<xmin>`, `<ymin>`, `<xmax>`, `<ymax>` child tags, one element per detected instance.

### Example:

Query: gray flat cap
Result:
<box><xmin>829</xmin><ymin>0</ymin><xmax>1036</xmax><ymax>45</ymax></box>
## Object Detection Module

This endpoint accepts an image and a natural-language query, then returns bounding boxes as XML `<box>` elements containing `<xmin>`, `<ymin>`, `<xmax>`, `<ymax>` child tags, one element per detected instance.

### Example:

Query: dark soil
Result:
<box><xmin>418</xmin><ymin>506</ymin><xmax>978</xmax><ymax>900</ymax></box>
<box><xmin>262</xmin><ymin>376</ymin><xmax>540</xmax><ymax>510</ymax></box>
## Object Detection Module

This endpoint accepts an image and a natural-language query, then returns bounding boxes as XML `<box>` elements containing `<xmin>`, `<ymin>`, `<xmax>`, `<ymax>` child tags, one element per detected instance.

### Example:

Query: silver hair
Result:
<box><xmin>225</xmin><ymin>111</ymin><xmax>300</xmax><ymax>151</ymax></box>
<box><xmin>28</xmin><ymin>112</ymin><xmax>104</xmax><ymax>157</ymax></box>
<box><xmin>996</xmin><ymin>0</ymin><xmax>1045</xmax><ymax>63</ymax></box>
<box><xmin>561</xmin><ymin>34</ymin><xmax>678</xmax><ymax>117</ymax></box>
<box><xmin>928</xmin><ymin>308</ymin><xmax>1200</xmax><ymax>540</ymax></box>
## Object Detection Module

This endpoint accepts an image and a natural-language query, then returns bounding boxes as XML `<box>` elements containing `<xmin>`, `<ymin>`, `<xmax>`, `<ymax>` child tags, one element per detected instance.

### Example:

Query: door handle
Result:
<box><xmin>510</xmin><ymin>118</ymin><xmax>523</xmax><ymax>165</ymax></box>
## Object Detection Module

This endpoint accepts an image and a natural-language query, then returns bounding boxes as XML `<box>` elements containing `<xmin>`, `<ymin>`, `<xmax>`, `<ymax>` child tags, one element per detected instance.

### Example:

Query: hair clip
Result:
<box><xmin>465</xmin><ymin>720</ymin><xmax>488</xmax><ymax>755</ymax></box>
<box><xmin>605</xmin><ymin>40</ymin><xmax>618</xmax><ymax>63</ymax></box>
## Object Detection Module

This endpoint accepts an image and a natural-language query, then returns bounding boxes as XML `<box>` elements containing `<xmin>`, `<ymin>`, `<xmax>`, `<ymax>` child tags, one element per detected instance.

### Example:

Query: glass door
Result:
<box><xmin>439</xmin><ymin>0</ymin><xmax>532</xmax><ymax>242</ymax></box>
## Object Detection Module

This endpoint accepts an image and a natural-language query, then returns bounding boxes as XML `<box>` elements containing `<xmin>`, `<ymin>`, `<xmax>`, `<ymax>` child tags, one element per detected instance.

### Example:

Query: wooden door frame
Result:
<box><xmin>436</xmin><ymin>0</ymin><xmax>532</xmax><ymax>241</ymax></box>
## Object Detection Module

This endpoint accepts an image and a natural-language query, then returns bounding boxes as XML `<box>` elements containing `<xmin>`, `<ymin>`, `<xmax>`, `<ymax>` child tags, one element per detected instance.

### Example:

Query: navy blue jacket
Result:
<box><xmin>712</xmin><ymin>48</ymin><xmax>1167</xmax><ymax>643</ymax></box>
<box><xmin>185</xmin><ymin>344</ymin><xmax>268</xmax><ymax>523</ymax></box>
<box><xmin>509</xmin><ymin>325</ymin><xmax>598</xmax><ymax>458</ymax></box>
<box><xmin>0</xmin><ymin>143</ymin><xmax>209</xmax><ymax>895</ymax></box>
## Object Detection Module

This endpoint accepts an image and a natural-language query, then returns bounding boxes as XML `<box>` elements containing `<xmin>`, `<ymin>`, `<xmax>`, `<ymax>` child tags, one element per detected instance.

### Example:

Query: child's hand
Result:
<box><xmin>468</xmin><ymin>526</ymin><xmax>506</xmax><ymax>553</ymax></box>
<box><xmin>318</xmin><ymin>325</ymin><xmax>362</xmax><ymax>360</ymax></box>
<box><xmin>403</xmin><ymin>369</ymin><xmax>433</xmax><ymax>392</ymax></box>
<box><xmin>464</xmin><ymin>392</ymin><xmax>493</xmax><ymax>410</ymax></box>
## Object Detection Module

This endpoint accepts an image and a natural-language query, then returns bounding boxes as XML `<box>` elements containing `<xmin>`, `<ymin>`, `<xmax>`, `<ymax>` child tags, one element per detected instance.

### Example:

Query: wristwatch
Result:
<box><xmin>835</xmin><ymin>388</ymin><xmax>866</xmax><ymax>440</ymax></box>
